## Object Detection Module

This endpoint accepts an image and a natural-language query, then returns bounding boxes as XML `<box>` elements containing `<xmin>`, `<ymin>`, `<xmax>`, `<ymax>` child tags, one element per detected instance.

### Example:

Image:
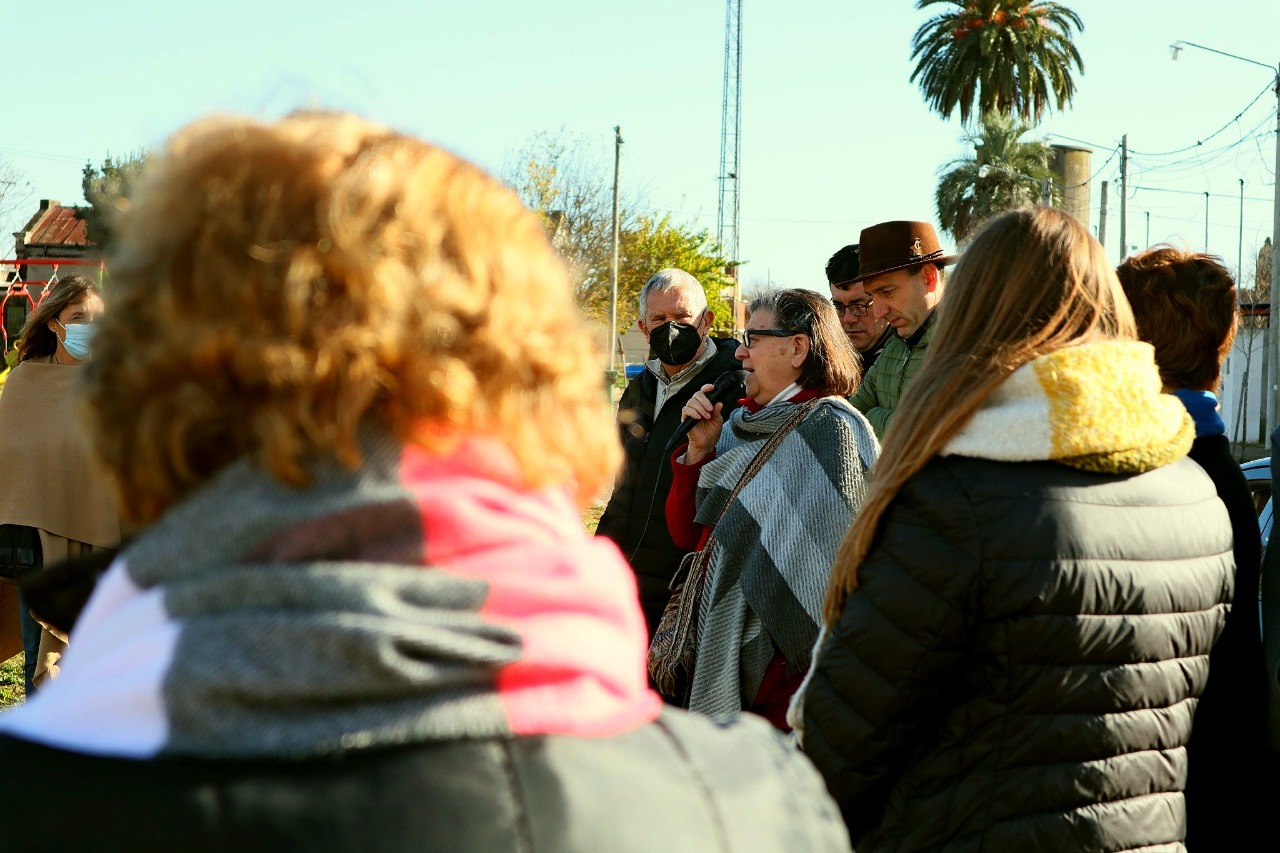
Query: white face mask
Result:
<box><xmin>55</xmin><ymin>319</ymin><xmax>95</xmax><ymax>360</ymax></box>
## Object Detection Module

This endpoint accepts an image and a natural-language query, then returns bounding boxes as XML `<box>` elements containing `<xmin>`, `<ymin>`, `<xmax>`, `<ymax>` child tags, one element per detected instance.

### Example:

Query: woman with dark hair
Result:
<box><xmin>662</xmin><ymin>287</ymin><xmax>878</xmax><ymax>728</ymax></box>
<box><xmin>797</xmin><ymin>208</ymin><xmax>1234</xmax><ymax>852</ymax></box>
<box><xmin>1116</xmin><ymin>246</ymin><xmax>1272</xmax><ymax>849</ymax></box>
<box><xmin>0</xmin><ymin>273</ymin><xmax>118</xmax><ymax>691</ymax></box>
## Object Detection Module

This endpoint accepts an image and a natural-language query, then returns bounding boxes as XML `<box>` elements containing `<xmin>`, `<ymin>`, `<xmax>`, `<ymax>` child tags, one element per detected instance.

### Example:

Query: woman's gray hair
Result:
<box><xmin>747</xmin><ymin>288</ymin><xmax>860</xmax><ymax>396</ymax></box>
<box><xmin>637</xmin><ymin>268</ymin><xmax>708</xmax><ymax>319</ymax></box>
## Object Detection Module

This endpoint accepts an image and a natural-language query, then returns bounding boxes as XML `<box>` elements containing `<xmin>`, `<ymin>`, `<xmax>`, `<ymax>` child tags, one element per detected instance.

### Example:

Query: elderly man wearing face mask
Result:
<box><xmin>597</xmin><ymin>269</ymin><xmax>742</xmax><ymax>643</ymax></box>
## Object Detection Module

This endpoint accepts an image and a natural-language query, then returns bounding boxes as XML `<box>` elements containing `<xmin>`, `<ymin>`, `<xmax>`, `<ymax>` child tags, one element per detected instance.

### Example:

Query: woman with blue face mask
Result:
<box><xmin>51</xmin><ymin>312</ymin><xmax>97</xmax><ymax>362</ymax></box>
<box><xmin>0</xmin><ymin>274</ymin><xmax>118</xmax><ymax>693</ymax></box>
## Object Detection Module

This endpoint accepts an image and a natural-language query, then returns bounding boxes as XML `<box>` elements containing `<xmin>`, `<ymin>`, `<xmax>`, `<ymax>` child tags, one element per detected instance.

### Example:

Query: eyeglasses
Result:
<box><xmin>743</xmin><ymin>328</ymin><xmax>800</xmax><ymax>348</ymax></box>
<box><xmin>831</xmin><ymin>299</ymin><xmax>872</xmax><ymax>317</ymax></box>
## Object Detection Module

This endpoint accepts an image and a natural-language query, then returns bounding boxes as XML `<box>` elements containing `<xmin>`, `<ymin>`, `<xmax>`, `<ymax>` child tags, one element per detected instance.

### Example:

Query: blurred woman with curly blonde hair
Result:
<box><xmin>0</xmin><ymin>112</ymin><xmax>850</xmax><ymax>853</ymax></box>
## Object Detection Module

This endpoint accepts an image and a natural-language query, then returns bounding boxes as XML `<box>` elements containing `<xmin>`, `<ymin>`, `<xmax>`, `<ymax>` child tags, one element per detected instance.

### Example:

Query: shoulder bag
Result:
<box><xmin>647</xmin><ymin>398</ymin><xmax>820</xmax><ymax>699</ymax></box>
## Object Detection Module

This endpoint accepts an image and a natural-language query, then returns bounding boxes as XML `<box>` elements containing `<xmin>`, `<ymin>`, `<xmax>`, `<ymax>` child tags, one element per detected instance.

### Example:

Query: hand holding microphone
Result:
<box><xmin>666</xmin><ymin>369</ymin><xmax>748</xmax><ymax>460</ymax></box>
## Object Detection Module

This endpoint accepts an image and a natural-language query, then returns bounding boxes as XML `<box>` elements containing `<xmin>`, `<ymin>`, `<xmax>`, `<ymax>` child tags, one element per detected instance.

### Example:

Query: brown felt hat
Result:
<box><xmin>851</xmin><ymin>221</ymin><xmax>959</xmax><ymax>283</ymax></box>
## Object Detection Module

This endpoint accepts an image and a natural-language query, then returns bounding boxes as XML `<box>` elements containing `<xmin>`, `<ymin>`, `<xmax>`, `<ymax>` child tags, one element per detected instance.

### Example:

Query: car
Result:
<box><xmin>1241</xmin><ymin>456</ymin><xmax>1272</xmax><ymax>548</ymax></box>
<box><xmin>1246</xmin><ymin>457</ymin><xmax>1280</xmax><ymax>749</ymax></box>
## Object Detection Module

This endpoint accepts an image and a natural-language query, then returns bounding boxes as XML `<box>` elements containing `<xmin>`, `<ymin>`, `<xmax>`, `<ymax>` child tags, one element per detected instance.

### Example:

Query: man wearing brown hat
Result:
<box><xmin>847</xmin><ymin>221</ymin><xmax>958</xmax><ymax>437</ymax></box>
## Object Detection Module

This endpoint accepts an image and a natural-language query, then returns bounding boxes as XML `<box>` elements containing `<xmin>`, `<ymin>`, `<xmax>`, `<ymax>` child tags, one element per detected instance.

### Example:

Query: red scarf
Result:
<box><xmin>738</xmin><ymin>386</ymin><xmax>826</xmax><ymax>414</ymax></box>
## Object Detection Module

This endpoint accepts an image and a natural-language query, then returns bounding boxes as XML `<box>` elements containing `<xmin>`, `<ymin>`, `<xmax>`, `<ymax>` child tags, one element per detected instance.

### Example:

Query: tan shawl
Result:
<box><xmin>0</xmin><ymin>361</ymin><xmax>120</xmax><ymax>548</ymax></box>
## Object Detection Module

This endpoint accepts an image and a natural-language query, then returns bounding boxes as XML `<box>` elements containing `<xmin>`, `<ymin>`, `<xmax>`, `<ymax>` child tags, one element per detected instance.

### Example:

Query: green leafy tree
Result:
<box><xmin>935</xmin><ymin>110</ymin><xmax>1059</xmax><ymax>244</ymax></box>
<box><xmin>504</xmin><ymin>131</ymin><xmax>735</xmax><ymax>335</ymax></box>
<box><xmin>81</xmin><ymin>151</ymin><xmax>150</xmax><ymax>250</ymax></box>
<box><xmin>504</xmin><ymin>130</ymin><xmax>635</xmax><ymax>318</ymax></box>
<box><xmin>910</xmin><ymin>0</ymin><xmax>1084</xmax><ymax>124</ymax></box>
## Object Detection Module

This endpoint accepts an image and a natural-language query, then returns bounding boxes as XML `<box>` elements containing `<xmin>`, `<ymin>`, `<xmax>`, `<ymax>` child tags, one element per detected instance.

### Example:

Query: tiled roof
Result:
<box><xmin>24</xmin><ymin>203</ymin><xmax>90</xmax><ymax>247</ymax></box>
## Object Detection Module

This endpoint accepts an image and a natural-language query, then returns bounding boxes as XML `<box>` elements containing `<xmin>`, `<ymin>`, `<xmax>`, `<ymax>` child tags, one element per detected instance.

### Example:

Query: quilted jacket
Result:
<box><xmin>0</xmin><ymin>709</ymin><xmax>851</xmax><ymax>852</ymax></box>
<box><xmin>847</xmin><ymin>314</ymin><xmax>934</xmax><ymax>438</ymax></box>
<box><xmin>801</xmin><ymin>455</ymin><xmax>1233</xmax><ymax>852</ymax></box>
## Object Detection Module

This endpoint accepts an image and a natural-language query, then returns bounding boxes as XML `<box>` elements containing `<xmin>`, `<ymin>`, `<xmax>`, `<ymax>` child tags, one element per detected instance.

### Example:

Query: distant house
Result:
<box><xmin>3</xmin><ymin>200</ymin><xmax>101</xmax><ymax>349</ymax></box>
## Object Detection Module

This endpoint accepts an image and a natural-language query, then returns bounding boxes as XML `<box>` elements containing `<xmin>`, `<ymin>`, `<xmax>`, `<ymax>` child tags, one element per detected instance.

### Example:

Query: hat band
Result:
<box><xmin>866</xmin><ymin>248</ymin><xmax>946</xmax><ymax>272</ymax></box>
<box><xmin>907</xmin><ymin>249</ymin><xmax>945</xmax><ymax>263</ymax></box>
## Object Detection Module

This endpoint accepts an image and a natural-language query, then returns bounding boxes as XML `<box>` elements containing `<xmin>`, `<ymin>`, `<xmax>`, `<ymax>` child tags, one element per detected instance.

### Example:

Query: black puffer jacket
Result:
<box><xmin>802</xmin><ymin>455</ymin><xmax>1233</xmax><ymax>852</ymax></box>
<box><xmin>1182</xmin><ymin>433</ymin><xmax>1273</xmax><ymax>849</ymax></box>
<box><xmin>0</xmin><ymin>709</ymin><xmax>851</xmax><ymax>852</ymax></box>
<box><xmin>596</xmin><ymin>338</ymin><xmax>740</xmax><ymax>636</ymax></box>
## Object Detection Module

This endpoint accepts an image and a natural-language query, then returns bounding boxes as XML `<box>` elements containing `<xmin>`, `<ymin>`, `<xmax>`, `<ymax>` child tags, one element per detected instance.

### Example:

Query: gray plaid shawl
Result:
<box><xmin>86</xmin><ymin>431</ymin><xmax>658</xmax><ymax>758</ymax></box>
<box><xmin>688</xmin><ymin>397</ymin><xmax>878</xmax><ymax>717</ymax></box>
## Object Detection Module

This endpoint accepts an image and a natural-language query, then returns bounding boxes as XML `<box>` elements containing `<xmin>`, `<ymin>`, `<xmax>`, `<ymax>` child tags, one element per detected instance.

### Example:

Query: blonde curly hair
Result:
<box><xmin>85</xmin><ymin>112</ymin><xmax>618</xmax><ymax>525</ymax></box>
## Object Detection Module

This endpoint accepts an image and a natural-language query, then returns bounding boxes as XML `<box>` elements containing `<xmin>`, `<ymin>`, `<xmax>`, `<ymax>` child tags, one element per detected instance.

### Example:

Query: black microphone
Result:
<box><xmin>665</xmin><ymin>369</ymin><xmax>748</xmax><ymax>453</ymax></box>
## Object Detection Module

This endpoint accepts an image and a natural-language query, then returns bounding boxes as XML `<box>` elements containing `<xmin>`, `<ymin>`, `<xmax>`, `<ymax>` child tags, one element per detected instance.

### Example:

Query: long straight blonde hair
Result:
<box><xmin>823</xmin><ymin>207</ymin><xmax>1138</xmax><ymax>623</ymax></box>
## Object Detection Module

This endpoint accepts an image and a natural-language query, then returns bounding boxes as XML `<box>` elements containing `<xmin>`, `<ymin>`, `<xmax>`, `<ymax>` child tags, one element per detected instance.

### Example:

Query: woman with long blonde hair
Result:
<box><xmin>795</xmin><ymin>207</ymin><xmax>1233</xmax><ymax>852</ymax></box>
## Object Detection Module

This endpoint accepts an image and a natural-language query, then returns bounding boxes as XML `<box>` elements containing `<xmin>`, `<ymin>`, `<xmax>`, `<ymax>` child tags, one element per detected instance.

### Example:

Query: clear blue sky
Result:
<box><xmin>3</xmin><ymin>1</ymin><xmax>1277</xmax><ymax>296</ymax></box>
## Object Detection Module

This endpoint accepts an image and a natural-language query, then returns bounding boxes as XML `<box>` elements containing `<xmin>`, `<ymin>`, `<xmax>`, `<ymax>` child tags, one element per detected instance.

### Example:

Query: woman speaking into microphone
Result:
<box><xmin>652</xmin><ymin>288</ymin><xmax>878</xmax><ymax>728</ymax></box>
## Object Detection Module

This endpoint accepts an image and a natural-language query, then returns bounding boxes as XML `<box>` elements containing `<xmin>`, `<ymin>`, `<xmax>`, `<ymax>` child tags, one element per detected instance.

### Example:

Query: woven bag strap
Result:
<box><xmin>699</xmin><ymin>398</ymin><xmax>821</xmax><ymax>556</ymax></box>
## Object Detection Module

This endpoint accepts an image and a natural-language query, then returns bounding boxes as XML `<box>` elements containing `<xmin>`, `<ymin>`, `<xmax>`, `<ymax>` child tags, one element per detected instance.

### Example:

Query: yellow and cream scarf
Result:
<box><xmin>941</xmin><ymin>340</ymin><xmax>1194</xmax><ymax>475</ymax></box>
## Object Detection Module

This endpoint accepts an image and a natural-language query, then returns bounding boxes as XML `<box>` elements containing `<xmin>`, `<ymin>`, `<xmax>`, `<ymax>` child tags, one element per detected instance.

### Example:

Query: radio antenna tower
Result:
<box><xmin>716</xmin><ymin>0</ymin><xmax>742</xmax><ymax>328</ymax></box>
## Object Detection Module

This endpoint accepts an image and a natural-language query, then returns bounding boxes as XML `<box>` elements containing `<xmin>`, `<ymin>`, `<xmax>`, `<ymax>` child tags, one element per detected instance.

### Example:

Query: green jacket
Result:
<box><xmin>848</xmin><ymin>313</ymin><xmax>935</xmax><ymax>437</ymax></box>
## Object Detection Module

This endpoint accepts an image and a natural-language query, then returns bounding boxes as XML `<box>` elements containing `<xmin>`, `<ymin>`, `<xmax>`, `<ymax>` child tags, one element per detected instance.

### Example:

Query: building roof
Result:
<box><xmin>20</xmin><ymin>200</ymin><xmax>91</xmax><ymax>247</ymax></box>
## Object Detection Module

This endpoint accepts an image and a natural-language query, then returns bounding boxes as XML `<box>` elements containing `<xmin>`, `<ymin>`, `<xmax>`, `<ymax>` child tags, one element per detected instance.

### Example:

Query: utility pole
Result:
<box><xmin>1270</xmin><ymin>76</ymin><xmax>1280</xmax><ymax>439</ymax></box>
<box><xmin>1231</xmin><ymin>181</ymin><xmax>1245</xmax><ymax>450</ymax></box>
<box><xmin>1264</xmin><ymin>302</ymin><xmax>1272</xmax><ymax>445</ymax></box>
<box><xmin>1098</xmin><ymin>180</ymin><xmax>1108</xmax><ymax>249</ymax></box>
<box><xmin>1168</xmin><ymin>42</ymin><xmax>1279</xmax><ymax>439</ymax></box>
<box><xmin>1145</xmin><ymin>211</ymin><xmax>1150</xmax><ymax>249</ymax></box>
<box><xmin>1204</xmin><ymin>192</ymin><xmax>1210</xmax><ymax>253</ymax></box>
<box><xmin>1119</xmin><ymin>135</ymin><xmax>1128</xmax><ymax>263</ymax></box>
<box><xmin>608</xmin><ymin>125</ymin><xmax>622</xmax><ymax>384</ymax></box>
<box><xmin>1239</xmin><ymin>179</ymin><xmax>1245</xmax><ymax>286</ymax></box>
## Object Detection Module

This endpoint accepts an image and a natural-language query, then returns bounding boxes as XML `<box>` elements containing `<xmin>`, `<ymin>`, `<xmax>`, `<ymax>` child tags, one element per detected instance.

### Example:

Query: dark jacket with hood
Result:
<box><xmin>0</xmin><ymin>709</ymin><xmax>850</xmax><ymax>853</ymax></box>
<box><xmin>596</xmin><ymin>337</ymin><xmax>740</xmax><ymax>636</ymax></box>
<box><xmin>799</xmin><ymin>342</ymin><xmax>1233</xmax><ymax>852</ymax></box>
<box><xmin>802</xmin><ymin>458</ymin><xmax>1232</xmax><ymax>852</ymax></box>
<box><xmin>1179</xmin><ymin>401</ymin><xmax>1272</xmax><ymax>850</ymax></box>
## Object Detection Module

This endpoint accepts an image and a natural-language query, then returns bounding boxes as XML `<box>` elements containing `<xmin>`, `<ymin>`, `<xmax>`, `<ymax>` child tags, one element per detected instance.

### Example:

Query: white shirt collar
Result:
<box><xmin>765</xmin><ymin>382</ymin><xmax>804</xmax><ymax>408</ymax></box>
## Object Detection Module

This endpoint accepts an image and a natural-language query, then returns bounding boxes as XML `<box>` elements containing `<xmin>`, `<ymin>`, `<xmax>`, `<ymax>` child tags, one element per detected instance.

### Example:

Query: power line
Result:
<box><xmin>1133</xmin><ymin>185</ymin><xmax>1274</xmax><ymax>203</ymax></box>
<box><xmin>1046</xmin><ymin>132</ymin><xmax>1118</xmax><ymax>152</ymax></box>
<box><xmin>1132</xmin><ymin>117</ymin><xmax>1275</xmax><ymax>175</ymax></box>
<box><xmin>1127</xmin><ymin>81</ymin><xmax>1276</xmax><ymax>157</ymax></box>
<box><xmin>0</xmin><ymin>146</ymin><xmax>83</xmax><ymax>165</ymax></box>
<box><xmin>1048</xmin><ymin>84</ymin><xmax>1275</xmax><ymax>179</ymax></box>
<box><xmin>658</xmin><ymin>208</ymin><xmax>876</xmax><ymax>226</ymax></box>
<box><xmin>1063</xmin><ymin>144</ymin><xmax>1120</xmax><ymax>189</ymax></box>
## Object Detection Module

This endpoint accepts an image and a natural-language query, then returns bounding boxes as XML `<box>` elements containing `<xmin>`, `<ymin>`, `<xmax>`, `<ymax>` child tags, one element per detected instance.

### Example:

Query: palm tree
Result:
<box><xmin>910</xmin><ymin>1</ymin><xmax>1084</xmax><ymax>124</ymax></box>
<box><xmin>935</xmin><ymin>110</ymin><xmax>1059</xmax><ymax>244</ymax></box>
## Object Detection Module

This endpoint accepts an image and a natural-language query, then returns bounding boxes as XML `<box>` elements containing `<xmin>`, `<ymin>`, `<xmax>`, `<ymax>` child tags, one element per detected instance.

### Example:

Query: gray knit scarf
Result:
<box><xmin>688</xmin><ymin>397</ymin><xmax>878</xmax><ymax>717</ymax></box>
<box><xmin>0</xmin><ymin>430</ymin><xmax>661</xmax><ymax>759</ymax></box>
